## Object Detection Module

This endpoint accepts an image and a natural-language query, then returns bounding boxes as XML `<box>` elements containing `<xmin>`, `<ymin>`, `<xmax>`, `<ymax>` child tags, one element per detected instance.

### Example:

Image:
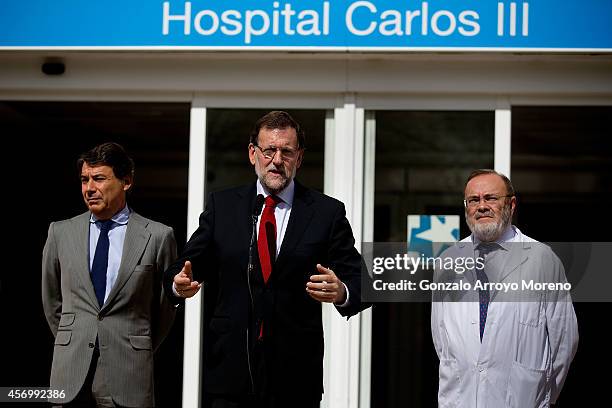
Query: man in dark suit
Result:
<box><xmin>42</xmin><ymin>142</ymin><xmax>176</xmax><ymax>407</ymax></box>
<box><xmin>164</xmin><ymin>111</ymin><xmax>368</xmax><ymax>408</ymax></box>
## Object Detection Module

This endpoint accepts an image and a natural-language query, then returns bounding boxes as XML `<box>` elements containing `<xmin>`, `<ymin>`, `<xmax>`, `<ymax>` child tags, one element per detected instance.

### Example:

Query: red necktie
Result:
<box><xmin>258</xmin><ymin>195</ymin><xmax>280</xmax><ymax>284</ymax></box>
<box><xmin>257</xmin><ymin>195</ymin><xmax>280</xmax><ymax>339</ymax></box>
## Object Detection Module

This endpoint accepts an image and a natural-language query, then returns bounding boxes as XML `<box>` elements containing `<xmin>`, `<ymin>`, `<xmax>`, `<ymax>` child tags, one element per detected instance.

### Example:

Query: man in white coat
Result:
<box><xmin>431</xmin><ymin>169</ymin><xmax>578</xmax><ymax>408</ymax></box>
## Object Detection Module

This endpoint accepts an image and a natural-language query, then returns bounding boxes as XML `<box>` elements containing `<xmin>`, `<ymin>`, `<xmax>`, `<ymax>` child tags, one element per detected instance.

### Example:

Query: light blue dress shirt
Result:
<box><xmin>89</xmin><ymin>205</ymin><xmax>130</xmax><ymax>303</ymax></box>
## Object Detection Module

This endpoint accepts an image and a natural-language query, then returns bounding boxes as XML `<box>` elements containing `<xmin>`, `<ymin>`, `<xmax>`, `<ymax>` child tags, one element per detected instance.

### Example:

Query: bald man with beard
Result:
<box><xmin>431</xmin><ymin>169</ymin><xmax>578</xmax><ymax>408</ymax></box>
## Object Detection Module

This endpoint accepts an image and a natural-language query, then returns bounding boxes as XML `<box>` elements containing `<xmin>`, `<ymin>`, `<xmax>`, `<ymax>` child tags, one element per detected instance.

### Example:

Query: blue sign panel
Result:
<box><xmin>1</xmin><ymin>0</ymin><xmax>611</xmax><ymax>51</ymax></box>
<box><xmin>407</xmin><ymin>215</ymin><xmax>459</xmax><ymax>258</ymax></box>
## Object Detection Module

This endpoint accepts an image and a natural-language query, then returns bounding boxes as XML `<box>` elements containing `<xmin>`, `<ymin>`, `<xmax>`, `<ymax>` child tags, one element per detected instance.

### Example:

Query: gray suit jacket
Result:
<box><xmin>42</xmin><ymin>211</ymin><xmax>176</xmax><ymax>407</ymax></box>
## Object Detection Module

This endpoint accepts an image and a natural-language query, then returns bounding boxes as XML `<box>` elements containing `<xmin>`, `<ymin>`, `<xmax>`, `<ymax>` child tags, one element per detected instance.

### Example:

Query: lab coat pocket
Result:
<box><xmin>438</xmin><ymin>359</ymin><xmax>461</xmax><ymax>407</ymax></box>
<box><xmin>507</xmin><ymin>360</ymin><xmax>547</xmax><ymax>408</ymax></box>
<box><xmin>517</xmin><ymin>299</ymin><xmax>543</xmax><ymax>327</ymax></box>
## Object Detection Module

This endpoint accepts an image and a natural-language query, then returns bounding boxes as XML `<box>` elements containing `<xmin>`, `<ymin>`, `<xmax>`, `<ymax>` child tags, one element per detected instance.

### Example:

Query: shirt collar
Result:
<box><xmin>471</xmin><ymin>224</ymin><xmax>517</xmax><ymax>251</ymax></box>
<box><xmin>256</xmin><ymin>179</ymin><xmax>295</xmax><ymax>206</ymax></box>
<box><xmin>90</xmin><ymin>205</ymin><xmax>130</xmax><ymax>225</ymax></box>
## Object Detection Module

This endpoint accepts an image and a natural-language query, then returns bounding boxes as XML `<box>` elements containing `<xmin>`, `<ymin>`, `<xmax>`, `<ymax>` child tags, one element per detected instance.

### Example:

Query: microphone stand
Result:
<box><xmin>246</xmin><ymin>194</ymin><xmax>263</xmax><ymax>394</ymax></box>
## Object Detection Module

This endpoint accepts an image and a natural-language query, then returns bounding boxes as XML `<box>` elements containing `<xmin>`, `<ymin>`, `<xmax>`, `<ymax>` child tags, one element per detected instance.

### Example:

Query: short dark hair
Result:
<box><xmin>465</xmin><ymin>169</ymin><xmax>515</xmax><ymax>196</ymax></box>
<box><xmin>77</xmin><ymin>142</ymin><xmax>135</xmax><ymax>180</ymax></box>
<box><xmin>249</xmin><ymin>111</ymin><xmax>305</xmax><ymax>149</ymax></box>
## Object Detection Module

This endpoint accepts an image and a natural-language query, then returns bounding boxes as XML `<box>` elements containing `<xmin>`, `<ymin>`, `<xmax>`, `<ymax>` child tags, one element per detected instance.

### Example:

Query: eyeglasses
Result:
<box><xmin>463</xmin><ymin>194</ymin><xmax>514</xmax><ymax>208</ymax></box>
<box><xmin>253</xmin><ymin>144</ymin><xmax>300</xmax><ymax>160</ymax></box>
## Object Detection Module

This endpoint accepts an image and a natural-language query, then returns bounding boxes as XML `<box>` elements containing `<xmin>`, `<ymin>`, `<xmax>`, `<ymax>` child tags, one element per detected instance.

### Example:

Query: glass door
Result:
<box><xmin>368</xmin><ymin>110</ymin><xmax>495</xmax><ymax>408</ymax></box>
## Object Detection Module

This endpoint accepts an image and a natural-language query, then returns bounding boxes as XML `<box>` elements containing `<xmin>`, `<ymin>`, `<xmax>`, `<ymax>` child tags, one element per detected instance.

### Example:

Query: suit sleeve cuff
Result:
<box><xmin>335</xmin><ymin>282</ymin><xmax>350</xmax><ymax>307</ymax></box>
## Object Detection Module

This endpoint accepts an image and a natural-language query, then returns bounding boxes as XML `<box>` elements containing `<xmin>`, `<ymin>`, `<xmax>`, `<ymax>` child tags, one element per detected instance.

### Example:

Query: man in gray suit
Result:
<box><xmin>42</xmin><ymin>142</ymin><xmax>176</xmax><ymax>407</ymax></box>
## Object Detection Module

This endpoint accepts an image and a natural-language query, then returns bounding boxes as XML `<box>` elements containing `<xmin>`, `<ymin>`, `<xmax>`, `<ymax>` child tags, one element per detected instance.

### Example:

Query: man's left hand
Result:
<box><xmin>306</xmin><ymin>264</ymin><xmax>347</xmax><ymax>304</ymax></box>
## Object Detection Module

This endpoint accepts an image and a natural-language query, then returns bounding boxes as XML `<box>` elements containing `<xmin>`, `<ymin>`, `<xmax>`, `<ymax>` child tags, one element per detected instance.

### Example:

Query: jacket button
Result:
<box><xmin>88</xmin><ymin>342</ymin><xmax>94</xmax><ymax>348</ymax></box>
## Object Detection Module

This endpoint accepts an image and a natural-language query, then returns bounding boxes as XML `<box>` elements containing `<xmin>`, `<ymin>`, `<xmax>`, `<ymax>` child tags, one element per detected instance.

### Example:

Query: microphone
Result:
<box><xmin>246</xmin><ymin>194</ymin><xmax>264</xmax><ymax>393</ymax></box>
<box><xmin>247</xmin><ymin>194</ymin><xmax>265</xmax><ymax>299</ymax></box>
<box><xmin>252</xmin><ymin>194</ymin><xmax>265</xmax><ymax>219</ymax></box>
<box><xmin>248</xmin><ymin>194</ymin><xmax>265</xmax><ymax>282</ymax></box>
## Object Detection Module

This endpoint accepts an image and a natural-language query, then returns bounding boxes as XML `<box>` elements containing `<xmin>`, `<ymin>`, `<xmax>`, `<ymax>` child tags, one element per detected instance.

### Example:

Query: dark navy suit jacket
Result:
<box><xmin>164</xmin><ymin>180</ymin><xmax>367</xmax><ymax>400</ymax></box>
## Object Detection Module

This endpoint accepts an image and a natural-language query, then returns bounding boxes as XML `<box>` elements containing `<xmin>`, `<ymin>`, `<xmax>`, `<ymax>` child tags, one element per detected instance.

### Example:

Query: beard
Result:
<box><xmin>466</xmin><ymin>202</ymin><xmax>513</xmax><ymax>242</ymax></box>
<box><xmin>255</xmin><ymin>161</ymin><xmax>295</xmax><ymax>194</ymax></box>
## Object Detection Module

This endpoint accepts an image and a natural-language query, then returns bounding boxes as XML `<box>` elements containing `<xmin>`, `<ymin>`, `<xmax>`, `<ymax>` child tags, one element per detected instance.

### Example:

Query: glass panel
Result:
<box><xmin>205</xmin><ymin>109</ymin><xmax>325</xmax><ymax>193</ymax></box>
<box><xmin>511</xmin><ymin>106</ymin><xmax>612</xmax><ymax>406</ymax></box>
<box><xmin>0</xmin><ymin>101</ymin><xmax>190</xmax><ymax>407</ymax></box>
<box><xmin>371</xmin><ymin>111</ymin><xmax>494</xmax><ymax>408</ymax></box>
<box><xmin>511</xmin><ymin>106</ymin><xmax>612</xmax><ymax>241</ymax></box>
<box><xmin>202</xmin><ymin>108</ymin><xmax>325</xmax><ymax>395</ymax></box>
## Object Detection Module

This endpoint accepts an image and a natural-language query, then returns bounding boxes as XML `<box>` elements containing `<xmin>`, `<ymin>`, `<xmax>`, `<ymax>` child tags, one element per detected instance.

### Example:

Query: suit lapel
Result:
<box><xmin>72</xmin><ymin>212</ymin><xmax>100</xmax><ymax>309</ymax></box>
<box><xmin>274</xmin><ymin>181</ymin><xmax>315</xmax><ymax>275</ymax></box>
<box><xmin>102</xmin><ymin>212</ymin><xmax>151</xmax><ymax>311</ymax></box>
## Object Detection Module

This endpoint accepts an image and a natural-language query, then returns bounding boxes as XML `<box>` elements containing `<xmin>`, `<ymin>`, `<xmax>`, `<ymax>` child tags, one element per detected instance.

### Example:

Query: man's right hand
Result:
<box><xmin>173</xmin><ymin>260</ymin><xmax>201</xmax><ymax>298</ymax></box>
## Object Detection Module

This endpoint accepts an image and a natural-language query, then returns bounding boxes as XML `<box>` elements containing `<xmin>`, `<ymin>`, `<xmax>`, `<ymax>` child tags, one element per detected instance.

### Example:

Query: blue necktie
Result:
<box><xmin>91</xmin><ymin>220</ymin><xmax>114</xmax><ymax>307</ymax></box>
<box><xmin>476</xmin><ymin>244</ymin><xmax>494</xmax><ymax>342</ymax></box>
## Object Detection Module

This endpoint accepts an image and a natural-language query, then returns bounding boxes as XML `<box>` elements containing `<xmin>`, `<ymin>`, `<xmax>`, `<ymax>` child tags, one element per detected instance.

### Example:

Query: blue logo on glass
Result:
<box><xmin>407</xmin><ymin>215</ymin><xmax>459</xmax><ymax>257</ymax></box>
